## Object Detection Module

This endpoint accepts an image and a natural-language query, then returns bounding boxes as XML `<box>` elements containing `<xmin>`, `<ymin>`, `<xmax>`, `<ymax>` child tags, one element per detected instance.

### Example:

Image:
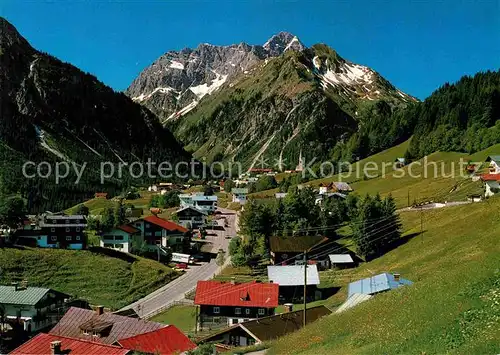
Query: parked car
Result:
<box><xmin>192</xmin><ymin>254</ymin><xmax>205</xmax><ymax>262</ymax></box>
<box><xmin>175</xmin><ymin>263</ymin><xmax>188</xmax><ymax>269</ymax></box>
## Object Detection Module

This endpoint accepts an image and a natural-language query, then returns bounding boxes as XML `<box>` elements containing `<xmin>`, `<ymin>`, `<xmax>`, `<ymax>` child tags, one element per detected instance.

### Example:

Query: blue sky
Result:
<box><xmin>2</xmin><ymin>0</ymin><xmax>499</xmax><ymax>99</ymax></box>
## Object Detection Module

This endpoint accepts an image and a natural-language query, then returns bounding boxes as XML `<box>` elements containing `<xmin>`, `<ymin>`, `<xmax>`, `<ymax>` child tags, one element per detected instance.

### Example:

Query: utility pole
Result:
<box><xmin>420</xmin><ymin>208</ymin><xmax>423</xmax><ymax>245</ymax></box>
<box><xmin>303</xmin><ymin>250</ymin><xmax>307</xmax><ymax>327</ymax></box>
<box><xmin>194</xmin><ymin>305</ymin><xmax>198</xmax><ymax>335</ymax></box>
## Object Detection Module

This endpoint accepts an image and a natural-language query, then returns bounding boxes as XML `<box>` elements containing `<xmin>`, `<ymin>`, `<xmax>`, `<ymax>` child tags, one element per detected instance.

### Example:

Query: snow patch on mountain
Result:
<box><xmin>132</xmin><ymin>86</ymin><xmax>178</xmax><ymax>102</ymax></box>
<box><xmin>319</xmin><ymin>62</ymin><xmax>375</xmax><ymax>90</ymax></box>
<box><xmin>169</xmin><ymin>61</ymin><xmax>185</xmax><ymax>70</ymax></box>
<box><xmin>189</xmin><ymin>72</ymin><xmax>228</xmax><ymax>99</ymax></box>
<box><xmin>284</xmin><ymin>36</ymin><xmax>300</xmax><ymax>51</ymax></box>
<box><xmin>313</xmin><ymin>56</ymin><xmax>321</xmax><ymax>70</ymax></box>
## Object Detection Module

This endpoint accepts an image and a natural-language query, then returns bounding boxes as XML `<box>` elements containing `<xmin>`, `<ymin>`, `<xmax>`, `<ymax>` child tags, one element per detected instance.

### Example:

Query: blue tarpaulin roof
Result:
<box><xmin>347</xmin><ymin>273</ymin><xmax>413</xmax><ymax>298</ymax></box>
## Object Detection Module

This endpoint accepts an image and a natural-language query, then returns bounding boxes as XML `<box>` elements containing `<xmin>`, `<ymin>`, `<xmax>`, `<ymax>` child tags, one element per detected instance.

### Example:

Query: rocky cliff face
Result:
<box><xmin>126</xmin><ymin>32</ymin><xmax>306</xmax><ymax>122</ymax></box>
<box><xmin>0</xmin><ymin>17</ymin><xmax>189</xmax><ymax>211</ymax></box>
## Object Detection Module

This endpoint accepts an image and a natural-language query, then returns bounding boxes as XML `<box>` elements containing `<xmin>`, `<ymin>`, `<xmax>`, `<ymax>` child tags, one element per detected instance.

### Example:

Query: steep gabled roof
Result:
<box><xmin>200</xmin><ymin>305</ymin><xmax>331</xmax><ymax>344</ymax></box>
<box><xmin>142</xmin><ymin>215</ymin><xmax>188</xmax><ymax>233</ymax></box>
<box><xmin>49</xmin><ymin>307</ymin><xmax>165</xmax><ymax>345</ymax></box>
<box><xmin>10</xmin><ymin>333</ymin><xmax>130</xmax><ymax>355</ymax></box>
<box><xmin>117</xmin><ymin>325</ymin><xmax>196</xmax><ymax>354</ymax></box>
<box><xmin>0</xmin><ymin>286</ymin><xmax>69</xmax><ymax>306</ymax></box>
<box><xmin>195</xmin><ymin>281</ymin><xmax>279</xmax><ymax>308</ymax></box>
<box><xmin>486</xmin><ymin>155</ymin><xmax>500</xmax><ymax>163</ymax></box>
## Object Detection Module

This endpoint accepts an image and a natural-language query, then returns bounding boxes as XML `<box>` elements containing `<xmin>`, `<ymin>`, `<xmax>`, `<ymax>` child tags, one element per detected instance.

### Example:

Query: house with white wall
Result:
<box><xmin>174</xmin><ymin>206</ymin><xmax>207</xmax><ymax>229</ymax></box>
<box><xmin>480</xmin><ymin>174</ymin><xmax>500</xmax><ymax>197</ymax></box>
<box><xmin>179</xmin><ymin>193</ymin><xmax>218</xmax><ymax>214</ymax></box>
<box><xmin>0</xmin><ymin>284</ymin><xmax>70</xmax><ymax>333</ymax></box>
<box><xmin>486</xmin><ymin>155</ymin><xmax>500</xmax><ymax>174</ymax></box>
<box><xmin>99</xmin><ymin>224</ymin><xmax>140</xmax><ymax>253</ymax></box>
<box><xmin>231</xmin><ymin>188</ymin><xmax>249</xmax><ymax>204</ymax></box>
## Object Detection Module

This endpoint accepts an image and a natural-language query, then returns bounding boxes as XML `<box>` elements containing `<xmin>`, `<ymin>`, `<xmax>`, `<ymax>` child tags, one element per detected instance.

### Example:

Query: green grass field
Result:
<box><xmin>250</xmin><ymin>140</ymin><xmax>497</xmax><ymax>207</ymax></box>
<box><xmin>65</xmin><ymin>197</ymin><xmax>114</xmax><ymax>215</ymax></box>
<box><xmin>150</xmin><ymin>305</ymin><xmax>197</xmax><ymax>333</ymax></box>
<box><xmin>268</xmin><ymin>197</ymin><xmax>500</xmax><ymax>354</ymax></box>
<box><xmin>65</xmin><ymin>190</ymin><xmax>156</xmax><ymax>216</ymax></box>
<box><xmin>0</xmin><ymin>247</ymin><xmax>178</xmax><ymax>310</ymax></box>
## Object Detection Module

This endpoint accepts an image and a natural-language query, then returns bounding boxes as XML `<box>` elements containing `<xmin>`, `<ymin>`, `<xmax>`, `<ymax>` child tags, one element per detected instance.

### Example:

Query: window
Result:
<box><xmin>245</xmin><ymin>308</ymin><xmax>250</xmax><ymax>315</ymax></box>
<box><xmin>145</xmin><ymin>232</ymin><xmax>152</xmax><ymax>237</ymax></box>
<box><xmin>65</xmin><ymin>227</ymin><xmax>70</xmax><ymax>232</ymax></box>
<box><xmin>235</xmin><ymin>308</ymin><xmax>241</xmax><ymax>315</ymax></box>
<box><xmin>65</xmin><ymin>219</ymin><xmax>70</xmax><ymax>224</ymax></box>
<box><xmin>51</xmin><ymin>227</ymin><xmax>55</xmax><ymax>232</ymax></box>
<box><xmin>66</xmin><ymin>236</ymin><xmax>71</xmax><ymax>241</ymax></box>
<box><xmin>104</xmin><ymin>243</ymin><xmax>114</xmax><ymax>248</ymax></box>
<box><xmin>76</xmin><ymin>227</ymin><xmax>80</xmax><ymax>232</ymax></box>
<box><xmin>145</xmin><ymin>223</ymin><xmax>150</xmax><ymax>229</ymax></box>
<box><xmin>76</xmin><ymin>236</ymin><xmax>80</xmax><ymax>241</ymax></box>
<box><xmin>258</xmin><ymin>308</ymin><xmax>265</xmax><ymax>315</ymax></box>
<box><xmin>82</xmin><ymin>330</ymin><xmax>89</xmax><ymax>335</ymax></box>
<box><xmin>213</xmin><ymin>306</ymin><xmax>220</xmax><ymax>314</ymax></box>
<box><xmin>51</xmin><ymin>236</ymin><xmax>57</xmax><ymax>241</ymax></box>
<box><xmin>114</xmin><ymin>235</ymin><xmax>124</xmax><ymax>240</ymax></box>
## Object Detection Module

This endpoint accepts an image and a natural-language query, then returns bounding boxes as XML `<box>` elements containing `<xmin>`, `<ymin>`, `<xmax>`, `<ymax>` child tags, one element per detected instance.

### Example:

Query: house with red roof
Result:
<box><xmin>100</xmin><ymin>215</ymin><xmax>190</xmax><ymax>255</ymax></box>
<box><xmin>130</xmin><ymin>215</ymin><xmax>190</xmax><ymax>253</ymax></box>
<box><xmin>100</xmin><ymin>224</ymin><xmax>140</xmax><ymax>253</ymax></box>
<box><xmin>26</xmin><ymin>307</ymin><xmax>197</xmax><ymax>354</ymax></box>
<box><xmin>194</xmin><ymin>280</ymin><xmax>279</xmax><ymax>329</ymax></box>
<box><xmin>117</xmin><ymin>325</ymin><xmax>196</xmax><ymax>354</ymax></box>
<box><xmin>11</xmin><ymin>333</ymin><xmax>130</xmax><ymax>355</ymax></box>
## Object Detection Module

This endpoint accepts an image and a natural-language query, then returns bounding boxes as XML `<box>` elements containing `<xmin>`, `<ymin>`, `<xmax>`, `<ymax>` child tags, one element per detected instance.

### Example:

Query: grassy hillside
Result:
<box><xmin>248</xmin><ymin>139</ymin><xmax>411</xmax><ymax>199</ymax></box>
<box><xmin>250</xmin><ymin>140</ymin><xmax>498</xmax><ymax>207</ymax></box>
<box><xmin>0</xmin><ymin>247</ymin><xmax>178</xmax><ymax>309</ymax></box>
<box><xmin>268</xmin><ymin>198</ymin><xmax>500</xmax><ymax>354</ymax></box>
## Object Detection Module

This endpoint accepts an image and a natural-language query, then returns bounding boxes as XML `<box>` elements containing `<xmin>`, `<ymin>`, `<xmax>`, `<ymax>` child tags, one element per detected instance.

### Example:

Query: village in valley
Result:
<box><xmin>1</xmin><ymin>151</ymin><xmax>499</xmax><ymax>354</ymax></box>
<box><xmin>0</xmin><ymin>4</ymin><xmax>499</xmax><ymax>353</ymax></box>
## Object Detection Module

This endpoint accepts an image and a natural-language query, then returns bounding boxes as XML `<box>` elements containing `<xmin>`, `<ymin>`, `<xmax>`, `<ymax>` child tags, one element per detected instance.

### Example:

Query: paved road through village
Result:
<box><xmin>119</xmin><ymin>207</ymin><xmax>239</xmax><ymax>318</ymax></box>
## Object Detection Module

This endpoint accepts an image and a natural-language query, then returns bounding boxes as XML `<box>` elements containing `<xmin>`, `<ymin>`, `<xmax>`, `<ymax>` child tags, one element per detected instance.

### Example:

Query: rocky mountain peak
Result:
<box><xmin>126</xmin><ymin>31</ymin><xmax>307</xmax><ymax>122</ymax></box>
<box><xmin>263</xmin><ymin>31</ymin><xmax>305</xmax><ymax>56</ymax></box>
<box><xmin>0</xmin><ymin>17</ymin><xmax>33</xmax><ymax>51</ymax></box>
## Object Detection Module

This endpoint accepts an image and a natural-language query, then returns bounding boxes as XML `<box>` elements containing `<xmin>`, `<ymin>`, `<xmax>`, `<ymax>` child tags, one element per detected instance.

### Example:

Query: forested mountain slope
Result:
<box><xmin>0</xmin><ymin>17</ymin><xmax>188</xmax><ymax>212</ymax></box>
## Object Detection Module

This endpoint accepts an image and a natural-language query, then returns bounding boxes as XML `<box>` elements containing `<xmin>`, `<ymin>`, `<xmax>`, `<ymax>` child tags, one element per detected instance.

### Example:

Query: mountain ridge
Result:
<box><xmin>0</xmin><ymin>17</ymin><xmax>189</xmax><ymax>212</ymax></box>
<box><xmin>125</xmin><ymin>31</ymin><xmax>306</xmax><ymax>122</ymax></box>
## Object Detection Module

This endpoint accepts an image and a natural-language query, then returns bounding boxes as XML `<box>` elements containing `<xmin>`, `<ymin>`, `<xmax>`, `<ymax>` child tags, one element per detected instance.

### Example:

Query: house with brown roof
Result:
<box><xmin>94</xmin><ymin>192</ymin><xmax>109</xmax><ymax>199</ymax></box>
<box><xmin>269</xmin><ymin>235</ymin><xmax>331</xmax><ymax>266</ymax></box>
<box><xmin>198</xmin><ymin>305</ymin><xmax>332</xmax><ymax>349</ymax></box>
<box><xmin>46</xmin><ymin>307</ymin><xmax>196</xmax><ymax>354</ymax></box>
<box><xmin>194</xmin><ymin>280</ymin><xmax>279</xmax><ymax>329</ymax></box>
